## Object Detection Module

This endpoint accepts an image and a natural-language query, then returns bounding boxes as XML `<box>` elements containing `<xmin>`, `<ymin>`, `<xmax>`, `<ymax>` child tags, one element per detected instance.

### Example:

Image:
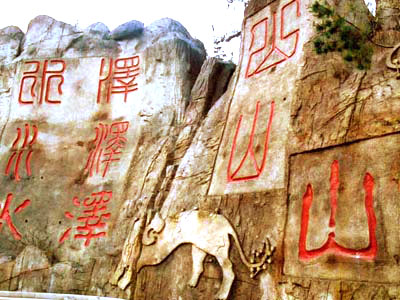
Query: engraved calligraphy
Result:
<box><xmin>299</xmin><ymin>160</ymin><xmax>377</xmax><ymax>261</ymax></box>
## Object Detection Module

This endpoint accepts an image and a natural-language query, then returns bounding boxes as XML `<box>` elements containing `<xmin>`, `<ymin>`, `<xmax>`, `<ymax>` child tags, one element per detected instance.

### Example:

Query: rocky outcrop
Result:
<box><xmin>0</xmin><ymin>14</ymin><xmax>210</xmax><ymax>297</ymax></box>
<box><xmin>1</xmin><ymin>0</ymin><xmax>400</xmax><ymax>299</ymax></box>
<box><xmin>110</xmin><ymin>21</ymin><xmax>144</xmax><ymax>41</ymax></box>
<box><xmin>0</xmin><ymin>26</ymin><xmax>23</xmax><ymax>64</ymax></box>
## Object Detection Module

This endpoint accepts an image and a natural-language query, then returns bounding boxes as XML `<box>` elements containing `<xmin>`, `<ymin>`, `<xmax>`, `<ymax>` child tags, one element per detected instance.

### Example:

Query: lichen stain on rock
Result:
<box><xmin>91</xmin><ymin>110</ymin><xmax>109</xmax><ymax>122</ymax></box>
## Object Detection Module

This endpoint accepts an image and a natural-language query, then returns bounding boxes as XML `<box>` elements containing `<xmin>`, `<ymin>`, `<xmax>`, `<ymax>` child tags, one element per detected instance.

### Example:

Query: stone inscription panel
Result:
<box><xmin>284</xmin><ymin>134</ymin><xmax>400</xmax><ymax>282</ymax></box>
<box><xmin>209</xmin><ymin>0</ymin><xmax>312</xmax><ymax>195</ymax></box>
<box><xmin>0</xmin><ymin>56</ymin><xmax>143</xmax><ymax>255</ymax></box>
<box><xmin>12</xmin><ymin>56</ymin><xmax>143</xmax><ymax>123</ymax></box>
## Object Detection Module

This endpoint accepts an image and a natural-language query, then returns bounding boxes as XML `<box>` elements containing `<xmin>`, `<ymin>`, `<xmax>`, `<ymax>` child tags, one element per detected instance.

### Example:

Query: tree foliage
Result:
<box><xmin>311</xmin><ymin>1</ymin><xmax>374</xmax><ymax>70</ymax></box>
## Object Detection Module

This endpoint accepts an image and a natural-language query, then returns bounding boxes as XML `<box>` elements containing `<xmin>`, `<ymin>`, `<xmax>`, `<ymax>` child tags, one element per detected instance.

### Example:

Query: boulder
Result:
<box><xmin>110</xmin><ymin>20</ymin><xmax>144</xmax><ymax>40</ymax></box>
<box><xmin>0</xmin><ymin>26</ymin><xmax>24</xmax><ymax>64</ymax></box>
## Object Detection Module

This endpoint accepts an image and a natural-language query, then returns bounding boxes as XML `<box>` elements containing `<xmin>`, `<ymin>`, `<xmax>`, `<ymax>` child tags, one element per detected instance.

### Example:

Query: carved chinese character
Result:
<box><xmin>5</xmin><ymin>124</ymin><xmax>38</xmax><ymax>181</ymax></box>
<box><xmin>59</xmin><ymin>191</ymin><xmax>112</xmax><ymax>247</ymax></box>
<box><xmin>227</xmin><ymin>101</ymin><xmax>274</xmax><ymax>182</ymax></box>
<box><xmin>84</xmin><ymin>121</ymin><xmax>129</xmax><ymax>178</ymax></box>
<box><xmin>299</xmin><ymin>160</ymin><xmax>377</xmax><ymax>261</ymax></box>
<box><xmin>18</xmin><ymin>60</ymin><xmax>65</xmax><ymax>104</ymax></box>
<box><xmin>0</xmin><ymin>193</ymin><xmax>31</xmax><ymax>240</ymax></box>
<box><xmin>245</xmin><ymin>0</ymin><xmax>300</xmax><ymax>78</ymax></box>
<box><xmin>97</xmin><ymin>56</ymin><xmax>140</xmax><ymax>103</ymax></box>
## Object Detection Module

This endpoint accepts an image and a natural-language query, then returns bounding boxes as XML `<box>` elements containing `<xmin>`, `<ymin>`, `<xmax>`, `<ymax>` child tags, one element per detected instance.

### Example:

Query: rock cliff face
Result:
<box><xmin>0</xmin><ymin>0</ymin><xmax>400</xmax><ymax>299</ymax></box>
<box><xmin>0</xmin><ymin>15</ymin><xmax>210</xmax><ymax>297</ymax></box>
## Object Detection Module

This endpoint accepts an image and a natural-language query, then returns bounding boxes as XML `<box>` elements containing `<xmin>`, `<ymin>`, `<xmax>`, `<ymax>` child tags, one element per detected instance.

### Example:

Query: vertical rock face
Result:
<box><xmin>1</xmin><ymin>0</ymin><xmax>400</xmax><ymax>299</ymax></box>
<box><xmin>0</xmin><ymin>15</ymin><xmax>208</xmax><ymax>296</ymax></box>
<box><xmin>209</xmin><ymin>0</ymin><xmax>309</xmax><ymax>195</ymax></box>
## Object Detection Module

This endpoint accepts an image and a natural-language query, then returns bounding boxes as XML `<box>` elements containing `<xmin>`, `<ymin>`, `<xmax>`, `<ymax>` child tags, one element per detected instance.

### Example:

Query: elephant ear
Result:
<box><xmin>150</xmin><ymin>212</ymin><xmax>165</xmax><ymax>233</ymax></box>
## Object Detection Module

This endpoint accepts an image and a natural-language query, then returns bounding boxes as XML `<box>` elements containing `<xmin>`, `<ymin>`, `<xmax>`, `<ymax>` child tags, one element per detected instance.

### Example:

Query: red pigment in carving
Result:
<box><xmin>0</xmin><ymin>193</ymin><xmax>31</xmax><ymax>240</ymax></box>
<box><xmin>11</xmin><ymin>128</ymin><xmax>21</xmax><ymax>148</ymax></box>
<box><xmin>5</xmin><ymin>124</ymin><xmax>38</xmax><ymax>181</ymax></box>
<box><xmin>13</xmin><ymin>151</ymin><xmax>24</xmax><ymax>182</ymax></box>
<box><xmin>29</xmin><ymin>125</ymin><xmax>38</xmax><ymax>145</ymax></box>
<box><xmin>85</xmin><ymin>121</ymin><xmax>129</xmax><ymax>178</ymax></box>
<box><xmin>112</xmin><ymin>56</ymin><xmax>140</xmax><ymax>102</ymax></box>
<box><xmin>245</xmin><ymin>0</ymin><xmax>300</xmax><ymax>78</ymax></box>
<box><xmin>65</xmin><ymin>212</ymin><xmax>74</xmax><ymax>219</ymax></box>
<box><xmin>14</xmin><ymin>199</ymin><xmax>31</xmax><ymax>213</ymax></box>
<box><xmin>299</xmin><ymin>160</ymin><xmax>377</xmax><ymax>261</ymax></box>
<box><xmin>97</xmin><ymin>58</ymin><xmax>113</xmax><ymax>103</ymax></box>
<box><xmin>4</xmin><ymin>152</ymin><xmax>16</xmax><ymax>177</ymax></box>
<box><xmin>97</xmin><ymin>56</ymin><xmax>140</xmax><ymax>103</ymax></box>
<box><xmin>18</xmin><ymin>61</ymin><xmax>40</xmax><ymax>104</ymax></box>
<box><xmin>25</xmin><ymin>150</ymin><xmax>33</xmax><ymax>176</ymax></box>
<box><xmin>85</xmin><ymin>124</ymin><xmax>106</xmax><ymax>177</ymax></box>
<box><xmin>227</xmin><ymin>101</ymin><xmax>274</xmax><ymax>182</ymax></box>
<box><xmin>58</xmin><ymin>228</ymin><xmax>72</xmax><ymax>244</ymax></box>
<box><xmin>59</xmin><ymin>191</ymin><xmax>112</xmax><ymax>247</ymax></box>
<box><xmin>18</xmin><ymin>60</ymin><xmax>65</xmax><ymax>105</ymax></box>
<box><xmin>73</xmin><ymin>196</ymin><xmax>80</xmax><ymax>207</ymax></box>
<box><xmin>329</xmin><ymin>160</ymin><xmax>339</xmax><ymax>228</ymax></box>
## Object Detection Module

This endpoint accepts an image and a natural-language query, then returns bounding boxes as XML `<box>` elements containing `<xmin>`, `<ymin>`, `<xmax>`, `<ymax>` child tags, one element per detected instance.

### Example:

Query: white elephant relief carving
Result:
<box><xmin>133</xmin><ymin>210</ymin><xmax>275</xmax><ymax>300</ymax></box>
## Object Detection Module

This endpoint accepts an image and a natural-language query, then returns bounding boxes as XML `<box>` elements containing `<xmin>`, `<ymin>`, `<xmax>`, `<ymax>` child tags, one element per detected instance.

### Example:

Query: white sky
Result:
<box><xmin>0</xmin><ymin>0</ymin><xmax>244</xmax><ymax>57</ymax></box>
<box><xmin>0</xmin><ymin>0</ymin><xmax>375</xmax><ymax>60</ymax></box>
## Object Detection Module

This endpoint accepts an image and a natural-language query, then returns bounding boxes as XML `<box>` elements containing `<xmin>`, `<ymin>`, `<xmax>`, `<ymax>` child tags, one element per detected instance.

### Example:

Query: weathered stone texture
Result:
<box><xmin>162</xmin><ymin>67</ymin><xmax>235</xmax><ymax>216</ymax></box>
<box><xmin>20</xmin><ymin>15</ymin><xmax>81</xmax><ymax>59</ymax></box>
<box><xmin>290</xmin><ymin>42</ymin><xmax>400</xmax><ymax>153</ymax></box>
<box><xmin>136</xmin><ymin>190</ymin><xmax>286</xmax><ymax>300</ymax></box>
<box><xmin>109</xmin><ymin>58</ymin><xmax>236</xmax><ymax>293</ymax></box>
<box><xmin>245</xmin><ymin>0</ymin><xmax>276</xmax><ymax>18</ymax></box>
<box><xmin>0</xmin><ymin>14</ymin><xmax>207</xmax><ymax>297</ymax></box>
<box><xmin>210</xmin><ymin>0</ymin><xmax>323</xmax><ymax>195</ymax></box>
<box><xmin>0</xmin><ymin>26</ymin><xmax>23</xmax><ymax>64</ymax></box>
<box><xmin>173</xmin><ymin>57</ymin><xmax>235</xmax><ymax>164</ymax></box>
<box><xmin>110</xmin><ymin>21</ymin><xmax>144</xmax><ymax>41</ymax></box>
<box><xmin>377</xmin><ymin>0</ymin><xmax>400</xmax><ymax>32</ymax></box>
<box><xmin>1</xmin><ymin>0</ymin><xmax>400</xmax><ymax>299</ymax></box>
<box><xmin>85</xmin><ymin>22</ymin><xmax>110</xmax><ymax>36</ymax></box>
<box><xmin>285</xmin><ymin>134</ymin><xmax>400</xmax><ymax>282</ymax></box>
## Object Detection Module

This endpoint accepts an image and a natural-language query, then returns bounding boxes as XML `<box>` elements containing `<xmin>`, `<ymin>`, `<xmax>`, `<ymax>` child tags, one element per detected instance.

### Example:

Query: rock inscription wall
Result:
<box><xmin>1</xmin><ymin>0</ymin><xmax>400</xmax><ymax>299</ymax></box>
<box><xmin>209</xmin><ymin>0</ymin><xmax>311</xmax><ymax>195</ymax></box>
<box><xmin>0</xmin><ymin>15</ymin><xmax>207</xmax><ymax>296</ymax></box>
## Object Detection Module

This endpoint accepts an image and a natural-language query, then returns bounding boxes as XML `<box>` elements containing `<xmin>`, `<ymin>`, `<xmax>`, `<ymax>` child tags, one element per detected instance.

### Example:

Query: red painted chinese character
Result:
<box><xmin>245</xmin><ymin>0</ymin><xmax>300</xmax><ymax>78</ymax></box>
<box><xmin>5</xmin><ymin>124</ymin><xmax>38</xmax><ymax>182</ymax></box>
<box><xmin>0</xmin><ymin>193</ymin><xmax>31</xmax><ymax>240</ymax></box>
<box><xmin>59</xmin><ymin>191</ymin><xmax>112</xmax><ymax>247</ymax></box>
<box><xmin>18</xmin><ymin>60</ymin><xmax>65</xmax><ymax>104</ymax></box>
<box><xmin>97</xmin><ymin>56</ymin><xmax>140</xmax><ymax>103</ymax></box>
<box><xmin>84</xmin><ymin>121</ymin><xmax>129</xmax><ymax>177</ymax></box>
<box><xmin>227</xmin><ymin>101</ymin><xmax>274</xmax><ymax>182</ymax></box>
<box><xmin>299</xmin><ymin>160</ymin><xmax>377</xmax><ymax>261</ymax></box>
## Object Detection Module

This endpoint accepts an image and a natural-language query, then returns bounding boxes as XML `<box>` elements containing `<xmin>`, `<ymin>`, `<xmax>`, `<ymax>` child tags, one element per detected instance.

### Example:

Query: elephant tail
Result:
<box><xmin>230</xmin><ymin>230</ymin><xmax>274</xmax><ymax>277</ymax></box>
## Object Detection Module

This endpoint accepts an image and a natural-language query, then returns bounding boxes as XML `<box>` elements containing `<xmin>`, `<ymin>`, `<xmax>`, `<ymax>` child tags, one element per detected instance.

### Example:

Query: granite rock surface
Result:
<box><xmin>0</xmin><ymin>0</ymin><xmax>400</xmax><ymax>299</ymax></box>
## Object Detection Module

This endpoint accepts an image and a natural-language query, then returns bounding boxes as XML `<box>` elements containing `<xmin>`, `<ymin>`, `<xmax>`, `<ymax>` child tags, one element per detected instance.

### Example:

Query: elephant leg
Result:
<box><xmin>215</xmin><ymin>251</ymin><xmax>235</xmax><ymax>300</ymax></box>
<box><xmin>188</xmin><ymin>245</ymin><xmax>207</xmax><ymax>287</ymax></box>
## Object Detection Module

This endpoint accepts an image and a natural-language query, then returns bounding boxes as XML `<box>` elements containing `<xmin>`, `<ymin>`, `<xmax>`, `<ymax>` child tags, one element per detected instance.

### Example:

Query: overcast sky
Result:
<box><xmin>0</xmin><ymin>0</ymin><xmax>244</xmax><ymax>58</ymax></box>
